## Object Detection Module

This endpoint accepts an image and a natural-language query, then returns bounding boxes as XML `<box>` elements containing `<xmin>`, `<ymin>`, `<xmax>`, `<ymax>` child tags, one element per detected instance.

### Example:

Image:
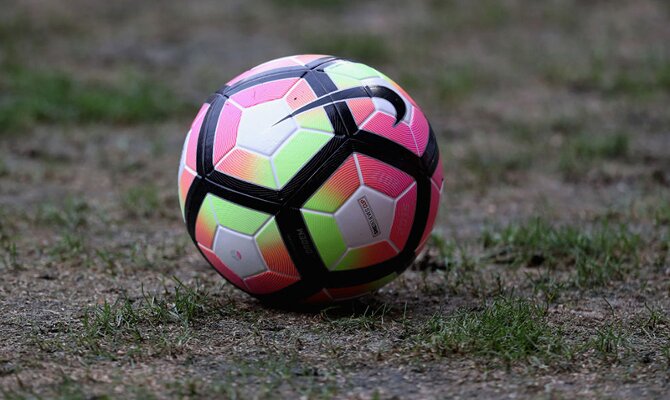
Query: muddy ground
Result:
<box><xmin>1</xmin><ymin>0</ymin><xmax>669</xmax><ymax>398</ymax></box>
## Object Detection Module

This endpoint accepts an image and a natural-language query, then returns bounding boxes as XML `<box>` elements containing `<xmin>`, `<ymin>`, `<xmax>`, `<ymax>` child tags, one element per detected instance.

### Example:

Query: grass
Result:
<box><xmin>24</xmin><ymin>271</ymin><xmax>366</xmax><ymax>396</ymax></box>
<box><xmin>268</xmin><ymin>0</ymin><xmax>353</xmax><ymax>10</ymax></box>
<box><xmin>48</xmin><ymin>233</ymin><xmax>87</xmax><ymax>264</ymax></box>
<box><xmin>482</xmin><ymin>218</ymin><xmax>641</xmax><ymax>287</ymax></box>
<box><xmin>416</xmin><ymin>297</ymin><xmax>565</xmax><ymax>364</ymax></box>
<box><xmin>227</xmin><ymin>357</ymin><xmax>338</xmax><ymax>399</ymax></box>
<box><xmin>415</xmin><ymin>234</ymin><xmax>496</xmax><ymax>298</ymax></box>
<box><xmin>121</xmin><ymin>185</ymin><xmax>163</xmax><ymax>218</ymax></box>
<box><xmin>82</xmin><ymin>298</ymin><xmax>142</xmax><ymax>341</ymax></box>
<box><xmin>435</xmin><ymin>66</ymin><xmax>479</xmax><ymax>103</ymax></box>
<box><xmin>461</xmin><ymin>146</ymin><xmax>533</xmax><ymax>185</ymax></box>
<box><xmin>77</xmin><ymin>278</ymin><xmax>216</xmax><ymax>358</ymax></box>
<box><xmin>431</xmin><ymin>0</ymin><xmax>512</xmax><ymax>30</ymax></box>
<box><xmin>415</xmin><ymin>233</ymin><xmax>454</xmax><ymax>270</ymax></box>
<box><xmin>412</xmin><ymin>294</ymin><xmax>655</xmax><ymax>366</ymax></box>
<box><xmin>0</xmin><ymin>211</ymin><xmax>19</xmax><ymax>269</ymax></box>
<box><xmin>142</xmin><ymin>277</ymin><xmax>213</xmax><ymax>324</ymax></box>
<box><xmin>320</xmin><ymin>303</ymin><xmax>394</xmax><ymax>332</ymax></box>
<box><xmin>590</xmin><ymin>323</ymin><xmax>629</xmax><ymax>359</ymax></box>
<box><xmin>2</xmin><ymin>375</ymin><xmax>95</xmax><ymax>400</ymax></box>
<box><xmin>563</xmin><ymin>133</ymin><xmax>629</xmax><ymax>159</ymax></box>
<box><xmin>0</xmin><ymin>157</ymin><xmax>9</xmax><ymax>177</ymax></box>
<box><xmin>400</xmin><ymin>63</ymin><xmax>490</xmax><ymax>106</ymax></box>
<box><xmin>559</xmin><ymin>133</ymin><xmax>630</xmax><ymax>180</ymax></box>
<box><xmin>525</xmin><ymin>271</ymin><xmax>565</xmax><ymax>304</ymax></box>
<box><xmin>165</xmin><ymin>356</ymin><xmax>339</xmax><ymax>399</ymax></box>
<box><xmin>89</xmin><ymin>235</ymin><xmax>190</xmax><ymax>274</ymax></box>
<box><xmin>34</xmin><ymin>200</ymin><xmax>91</xmax><ymax>266</ymax></box>
<box><xmin>633</xmin><ymin>304</ymin><xmax>670</xmax><ymax>364</ymax></box>
<box><xmin>300</xmin><ymin>33</ymin><xmax>391</xmax><ymax>64</ymax></box>
<box><xmin>657</xmin><ymin>233</ymin><xmax>670</xmax><ymax>272</ymax></box>
<box><xmin>18</xmin><ymin>197</ymin><xmax>187</xmax><ymax>272</ymax></box>
<box><xmin>498</xmin><ymin>112</ymin><xmax>589</xmax><ymax>144</ymax></box>
<box><xmin>544</xmin><ymin>54</ymin><xmax>670</xmax><ymax>97</ymax></box>
<box><xmin>641</xmin><ymin>304</ymin><xmax>669</xmax><ymax>337</ymax></box>
<box><xmin>1</xmin><ymin>0</ymin><xmax>669</xmax><ymax>397</ymax></box>
<box><xmin>0</xmin><ymin>65</ymin><xmax>188</xmax><ymax>135</ymax></box>
<box><xmin>652</xmin><ymin>196</ymin><xmax>670</xmax><ymax>226</ymax></box>
<box><xmin>37</xmin><ymin>198</ymin><xmax>90</xmax><ymax>230</ymax></box>
<box><xmin>0</xmin><ymin>237</ymin><xmax>18</xmax><ymax>270</ymax></box>
<box><xmin>2</xmin><ymin>374</ymin><xmax>157</xmax><ymax>400</ymax></box>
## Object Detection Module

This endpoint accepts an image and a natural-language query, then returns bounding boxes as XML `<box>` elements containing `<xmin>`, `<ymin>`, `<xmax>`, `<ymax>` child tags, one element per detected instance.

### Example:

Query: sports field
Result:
<box><xmin>1</xmin><ymin>1</ymin><xmax>669</xmax><ymax>398</ymax></box>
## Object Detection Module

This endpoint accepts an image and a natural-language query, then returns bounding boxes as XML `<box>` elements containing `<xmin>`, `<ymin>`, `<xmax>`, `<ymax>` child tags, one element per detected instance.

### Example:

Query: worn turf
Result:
<box><xmin>1</xmin><ymin>0</ymin><xmax>669</xmax><ymax>398</ymax></box>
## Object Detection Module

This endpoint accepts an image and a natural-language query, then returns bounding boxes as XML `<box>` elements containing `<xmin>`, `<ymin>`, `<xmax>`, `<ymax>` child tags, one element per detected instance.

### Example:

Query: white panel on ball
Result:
<box><xmin>235</xmin><ymin>99</ymin><xmax>297</xmax><ymax>156</ymax></box>
<box><xmin>212</xmin><ymin>226</ymin><xmax>267</xmax><ymax>278</ymax></box>
<box><xmin>177</xmin><ymin>129</ymin><xmax>189</xmax><ymax>181</ymax></box>
<box><xmin>334</xmin><ymin>186</ymin><xmax>395</xmax><ymax>248</ymax></box>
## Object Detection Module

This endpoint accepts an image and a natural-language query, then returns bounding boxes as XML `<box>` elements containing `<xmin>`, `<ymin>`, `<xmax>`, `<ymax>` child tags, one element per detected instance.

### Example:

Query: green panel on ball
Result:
<box><xmin>333</xmin><ymin>241</ymin><xmax>396</xmax><ymax>271</ymax></box>
<box><xmin>326</xmin><ymin>73</ymin><xmax>360</xmax><ymax>90</ymax></box>
<box><xmin>302</xmin><ymin>155</ymin><xmax>359</xmax><ymax>213</ymax></box>
<box><xmin>256</xmin><ymin>218</ymin><xmax>281</xmax><ymax>249</ymax></box>
<box><xmin>195</xmin><ymin>195</ymin><xmax>219</xmax><ymax>248</ymax></box>
<box><xmin>295</xmin><ymin>108</ymin><xmax>333</xmax><ymax>133</ymax></box>
<box><xmin>208</xmin><ymin>194</ymin><xmax>270</xmax><ymax>235</ymax></box>
<box><xmin>215</xmin><ymin>148</ymin><xmax>278</xmax><ymax>189</ymax></box>
<box><xmin>325</xmin><ymin>62</ymin><xmax>381</xmax><ymax>81</ymax></box>
<box><xmin>273</xmin><ymin>130</ymin><xmax>332</xmax><ymax>187</ymax></box>
<box><xmin>302</xmin><ymin>210</ymin><xmax>347</xmax><ymax>268</ymax></box>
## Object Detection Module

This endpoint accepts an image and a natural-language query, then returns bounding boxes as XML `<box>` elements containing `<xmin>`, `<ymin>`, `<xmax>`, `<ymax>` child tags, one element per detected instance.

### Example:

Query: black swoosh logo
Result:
<box><xmin>275</xmin><ymin>85</ymin><xmax>406</xmax><ymax>127</ymax></box>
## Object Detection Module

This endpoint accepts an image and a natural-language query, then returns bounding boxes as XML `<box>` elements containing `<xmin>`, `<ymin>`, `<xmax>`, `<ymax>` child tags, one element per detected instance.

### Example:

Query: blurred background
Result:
<box><xmin>1</xmin><ymin>0</ymin><xmax>669</xmax><ymax>397</ymax></box>
<box><xmin>2</xmin><ymin>0</ymin><xmax>668</xmax><ymax>229</ymax></box>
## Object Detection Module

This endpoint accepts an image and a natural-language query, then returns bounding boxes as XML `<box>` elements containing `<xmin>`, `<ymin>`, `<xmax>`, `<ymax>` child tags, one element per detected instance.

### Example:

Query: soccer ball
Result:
<box><xmin>178</xmin><ymin>55</ymin><xmax>443</xmax><ymax>304</ymax></box>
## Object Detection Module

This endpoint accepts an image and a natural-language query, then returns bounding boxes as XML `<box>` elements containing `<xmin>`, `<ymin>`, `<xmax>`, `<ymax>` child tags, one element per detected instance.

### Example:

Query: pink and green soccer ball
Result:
<box><xmin>177</xmin><ymin>55</ymin><xmax>443</xmax><ymax>304</ymax></box>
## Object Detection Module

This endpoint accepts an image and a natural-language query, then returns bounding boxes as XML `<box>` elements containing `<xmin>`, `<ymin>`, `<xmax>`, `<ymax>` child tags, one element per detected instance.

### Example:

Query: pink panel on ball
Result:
<box><xmin>179</xmin><ymin>168</ymin><xmax>195</xmax><ymax>201</ymax></box>
<box><xmin>178</xmin><ymin>168</ymin><xmax>196</xmax><ymax>216</ymax></box>
<box><xmin>294</xmin><ymin>54</ymin><xmax>328</xmax><ymax>65</ymax></box>
<box><xmin>212</xmin><ymin>102</ymin><xmax>242</xmax><ymax>165</ymax></box>
<box><xmin>195</xmin><ymin>209</ymin><xmax>217</xmax><ymax>250</ymax></box>
<box><xmin>356</xmin><ymin>154</ymin><xmax>414</xmax><ymax>198</ymax></box>
<box><xmin>359</xmin><ymin>241</ymin><xmax>397</xmax><ymax>267</ymax></box>
<box><xmin>391</xmin><ymin>184</ymin><xmax>417</xmax><ymax>250</ymax></box>
<box><xmin>329</xmin><ymin>156</ymin><xmax>361</xmax><ymax>194</ymax></box>
<box><xmin>337</xmin><ymin>241</ymin><xmax>397</xmax><ymax>271</ymax></box>
<box><xmin>232</xmin><ymin>78</ymin><xmax>300</xmax><ymax>108</ymax></box>
<box><xmin>259</xmin><ymin>237</ymin><xmax>300</xmax><ymax>277</ymax></box>
<box><xmin>215</xmin><ymin>148</ymin><xmax>274</xmax><ymax>188</ymax></box>
<box><xmin>410</xmin><ymin>108</ymin><xmax>430</xmax><ymax>156</ymax></box>
<box><xmin>432</xmin><ymin>157</ymin><xmax>444</xmax><ymax>190</ymax></box>
<box><xmin>244</xmin><ymin>271</ymin><xmax>299</xmax><ymax>294</ymax></box>
<box><xmin>304</xmin><ymin>155</ymin><xmax>360</xmax><ymax>212</ymax></box>
<box><xmin>199</xmin><ymin>244</ymin><xmax>247</xmax><ymax>290</ymax></box>
<box><xmin>185</xmin><ymin>103</ymin><xmax>210</xmax><ymax>171</ymax></box>
<box><xmin>418</xmin><ymin>180</ymin><xmax>441</xmax><ymax>249</ymax></box>
<box><xmin>347</xmin><ymin>98</ymin><xmax>375</xmax><ymax>126</ymax></box>
<box><xmin>362</xmin><ymin>112</ymin><xmax>418</xmax><ymax>155</ymax></box>
<box><xmin>254</xmin><ymin>57</ymin><xmax>303</xmax><ymax>71</ymax></box>
<box><xmin>286</xmin><ymin>79</ymin><xmax>317</xmax><ymax>110</ymax></box>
